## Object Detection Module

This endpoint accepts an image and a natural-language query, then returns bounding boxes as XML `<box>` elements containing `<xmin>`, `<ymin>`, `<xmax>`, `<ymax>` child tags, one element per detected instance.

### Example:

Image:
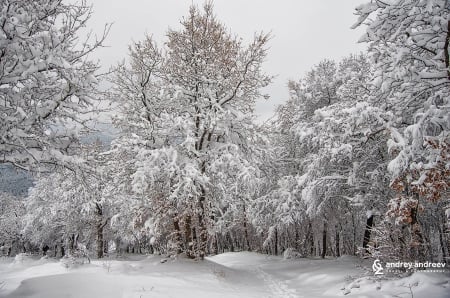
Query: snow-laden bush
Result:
<box><xmin>60</xmin><ymin>246</ymin><xmax>91</xmax><ymax>269</ymax></box>
<box><xmin>12</xmin><ymin>253</ymin><xmax>33</xmax><ymax>264</ymax></box>
<box><xmin>283</xmin><ymin>248</ymin><xmax>303</xmax><ymax>260</ymax></box>
<box><xmin>60</xmin><ymin>255</ymin><xmax>88</xmax><ymax>269</ymax></box>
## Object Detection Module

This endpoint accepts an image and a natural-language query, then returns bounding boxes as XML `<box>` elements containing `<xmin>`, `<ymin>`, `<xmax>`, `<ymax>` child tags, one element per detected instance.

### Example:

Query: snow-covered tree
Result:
<box><xmin>24</xmin><ymin>142</ymin><xmax>112</xmax><ymax>258</ymax></box>
<box><xmin>0</xmin><ymin>192</ymin><xmax>26</xmax><ymax>256</ymax></box>
<box><xmin>256</xmin><ymin>54</ymin><xmax>394</xmax><ymax>258</ymax></box>
<box><xmin>0</xmin><ymin>0</ymin><xmax>108</xmax><ymax>171</ymax></box>
<box><xmin>24</xmin><ymin>171</ymin><xmax>87</xmax><ymax>257</ymax></box>
<box><xmin>354</xmin><ymin>0</ymin><xmax>450</xmax><ymax>261</ymax></box>
<box><xmin>109</xmin><ymin>2</ymin><xmax>271</xmax><ymax>259</ymax></box>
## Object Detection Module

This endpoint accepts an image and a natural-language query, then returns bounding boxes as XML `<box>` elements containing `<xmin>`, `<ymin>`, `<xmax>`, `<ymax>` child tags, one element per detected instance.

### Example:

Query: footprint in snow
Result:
<box><xmin>256</xmin><ymin>266</ymin><xmax>300</xmax><ymax>298</ymax></box>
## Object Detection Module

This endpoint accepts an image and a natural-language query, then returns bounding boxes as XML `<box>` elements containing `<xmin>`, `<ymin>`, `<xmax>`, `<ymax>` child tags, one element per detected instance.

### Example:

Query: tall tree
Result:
<box><xmin>110</xmin><ymin>2</ymin><xmax>271</xmax><ymax>259</ymax></box>
<box><xmin>257</xmin><ymin>54</ymin><xmax>391</xmax><ymax>258</ymax></box>
<box><xmin>354</xmin><ymin>0</ymin><xmax>450</xmax><ymax>261</ymax></box>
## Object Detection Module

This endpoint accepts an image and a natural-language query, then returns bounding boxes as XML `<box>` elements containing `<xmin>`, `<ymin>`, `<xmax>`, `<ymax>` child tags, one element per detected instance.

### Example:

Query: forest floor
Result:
<box><xmin>0</xmin><ymin>252</ymin><xmax>448</xmax><ymax>298</ymax></box>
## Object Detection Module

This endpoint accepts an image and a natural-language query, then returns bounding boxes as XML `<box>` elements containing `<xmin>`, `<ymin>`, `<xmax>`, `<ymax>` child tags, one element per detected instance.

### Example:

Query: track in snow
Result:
<box><xmin>255</xmin><ymin>266</ymin><xmax>299</xmax><ymax>298</ymax></box>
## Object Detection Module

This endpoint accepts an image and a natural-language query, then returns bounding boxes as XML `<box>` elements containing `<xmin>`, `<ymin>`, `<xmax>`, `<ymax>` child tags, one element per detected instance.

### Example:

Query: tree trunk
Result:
<box><xmin>243</xmin><ymin>205</ymin><xmax>251</xmax><ymax>251</ymax></box>
<box><xmin>295</xmin><ymin>223</ymin><xmax>300</xmax><ymax>251</ymax></box>
<box><xmin>68</xmin><ymin>234</ymin><xmax>75</xmax><ymax>254</ymax></box>
<box><xmin>274</xmin><ymin>227</ymin><xmax>278</xmax><ymax>255</ymax></box>
<box><xmin>184</xmin><ymin>215</ymin><xmax>194</xmax><ymax>258</ymax></box>
<box><xmin>309</xmin><ymin>222</ymin><xmax>314</xmax><ymax>256</ymax></box>
<box><xmin>410</xmin><ymin>203</ymin><xmax>426</xmax><ymax>261</ymax></box>
<box><xmin>197</xmin><ymin>186</ymin><xmax>208</xmax><ymax>259</ymax></box>
<box><xmin>335</xmin><ymin>225</ymin><xmax>340</xmax><ymax>257</ymax></box>
<box><xmin>96</xmin><ymin>223</ymin><xmax>104</xmax><ymax>258</ymax></box>
<box><xmin>228</xmin><ymin>231</ymin><xmax>235</xmax><ymax>252</ymax></box>
<box><xmin>362</xmin><ymin>213</ymin><xmax>374</xmax><ymax>253</ymax></box>
<box><xmin>303</xmin><ymin>220</ymin><xmax>314</xmax><ymax>256</ymax></box>
<box><xmin>321</xmin><ymin>221</ymin><xmax>327</xmax><ymax>259</ymax></box>
<box><xmin>444</xmin><ymin>20</ymin><xmax>450</xmax><ymax>80</ymax></box>
<box><xmin>352</xmin><ymin>214</ymin><xmax>357</xmax><ymax>255</ymax></box>
<box><xmin>212</xmin><ymin>234</ymin><xmax>219</xmax><ymax>255</ymax></box>
<box><xmin>95</xmin><ymin>203</ymin><xmax>107</xmax><ymax>259</ymax></box>
<box><xmin>115</xmin><ymin>239</ymin><xmax>121</xmax><ymax>256</ymax></box>
<box><xmin>173</xmin><ymin>218</ymin><xmax>183</xmax><ymax>254</ymax></box>
<box><xmin>438</xmin><ymin>223</ymin><xmax>448</xmax><ymax>263</ymax></box>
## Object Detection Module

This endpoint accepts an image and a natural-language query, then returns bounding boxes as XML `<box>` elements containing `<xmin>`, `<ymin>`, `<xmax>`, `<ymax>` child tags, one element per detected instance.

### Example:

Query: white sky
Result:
<box><xmin>87</xmin><ymin>0</ymin><xmax>367</xmax><ymax>121</ymax></box>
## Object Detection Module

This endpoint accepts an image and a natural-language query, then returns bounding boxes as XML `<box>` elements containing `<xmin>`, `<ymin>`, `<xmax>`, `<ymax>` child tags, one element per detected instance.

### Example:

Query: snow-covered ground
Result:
<box><xmin>0</xmin><ymin>252</ymin><xmax>448</xmax><ymax>298</ymax></box>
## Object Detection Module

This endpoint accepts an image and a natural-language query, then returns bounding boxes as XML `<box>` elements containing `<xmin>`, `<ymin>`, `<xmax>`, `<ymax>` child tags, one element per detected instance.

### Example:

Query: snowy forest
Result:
<box><xmin>0</xmin><ymin>0</ymin><xmax>449</xmax><ymax>297</ymax></box>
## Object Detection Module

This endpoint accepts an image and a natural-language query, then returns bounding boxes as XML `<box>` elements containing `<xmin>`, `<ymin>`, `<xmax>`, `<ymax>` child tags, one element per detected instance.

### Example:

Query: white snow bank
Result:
<box><xmin>0</xmin><ymin>253</ymin><xmax>448</xmax><ymax>298</ymax></box>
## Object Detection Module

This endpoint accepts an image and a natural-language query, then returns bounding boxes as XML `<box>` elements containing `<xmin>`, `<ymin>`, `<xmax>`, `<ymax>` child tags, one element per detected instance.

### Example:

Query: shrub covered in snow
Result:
<box><xmin>283</xmin><ymin>248</ymin><xmax>303</xmax><ymax>260</ymax></box>
<box><xmin>12</xmin><ymin>253</ymin><xmax>33</xmax><ymax>264</ymax></box>
<box><xmin>60</xmin><ymin>255</ymin><xmax>89</xmax><ymax>269</ymax></box>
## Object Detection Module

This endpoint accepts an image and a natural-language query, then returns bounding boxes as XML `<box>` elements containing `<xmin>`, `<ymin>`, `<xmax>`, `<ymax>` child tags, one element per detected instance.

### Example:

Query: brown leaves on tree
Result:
<box><xmin>411</xmin><ymin>140</ymin><xmax>450</xmax><ymax>202</ymax></box>
<box><xmin>387</xmin><ymin>195</ymin><xmax>424</xmax><ymax>225</ymax></box>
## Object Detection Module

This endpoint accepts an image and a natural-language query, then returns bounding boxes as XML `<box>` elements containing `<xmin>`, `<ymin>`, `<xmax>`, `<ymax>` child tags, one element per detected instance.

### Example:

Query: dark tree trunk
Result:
<box><xmin>308</xmin><ymin>221</ymin><xmax>314</xmax><ymax>256</ymax></box>
<box><xmin>410</xmin><ymin>203</ymin><xmax>426</xmax><ymax>261</ymax></box>
<box><xmin>212</xmin><ymin>234</ymin><xmax>218</xmax><ymax>255</ymax></box>
<box><xmin>335</xmin><ymin>225</ymin><xmax>340</xmax><ymax>257</ymax></box>
<box><xmin>197</xmin><ymin>186</ymin><xmax>208</xmax><ymax>259</ymax></box>
<box><xmin>295</xmin><ymin>224</ymin><xmax>300</xmax><ymax>251</ymax></box>
<box><xmin>192</xmin><ymin>227</ymin><xmax>198</xmax><ymax>256</ymax></box>
<box><xmin>245</xmin><ymin>228</ymin><xmax>251</xmax><ymax>251</ymax></box>
<box><xmin>173</xmin><ymin>218</ymin><xmax>183</xmax><ymax>254</ymax></box>
<box><xmin>115</xmin><ymin>239</ymin><xmax>121</xmax><ymax>256</ymax></box>
<box><xmin>321</xmin><ymin>221</ymin><xmax>327</xmax><ymax>259</ymax></box>
<box><xmin>68</xmin><ymin>234</ymin><xmax>75</xmax><ymax>254</ymax></box>
<box><xmin>42</xmin><ymin>245</ymin><xmax>49</xmax><ymax>256</ymax></box>
<box><xmin>184</xmin><ymin>215</ymin><xmax>194</xmax><ymax>258</ymax></box>
<box><xmin>96</xmin><ymin>223</ymin><xmax>104</xmax><ymax>258</ymax></box>
<box><xmin>362</xmin><ymin>213</ymin><xmax>374</xmax><ymax>253</ymax></box>
<box><xmin>274</xmin><ymin>227</ymin><xmax>278</xmax><ymax>255</ymax></box>
<box><xmin>438</xmin><ymin>224</ymin><xmax>448</xmax><ymax>263</ymax></box>
<box><xmin>444</xmin><ymin>20</ymin><xmax>450</xmax><ymax>80</ymax></box>
<box><xmin>243</xmin><ymin>205</ymin><xmax>251</xmax><ymax>251</ymax></box>
<box><xmin>352</xmin><ymin>214</ymin><xmax>357</xmax><ymax>255</ymax></box>
<box><xmin>95</xmin><ymin>203</ymin><xmax>108</xmax><ymax>259</ymax></box>
<box><xmin>303</xmin><ymin>220</ymin><xmax>314</xmax><ymax>256</ymax></box>
<box><xmin>228</xmin><ymin>232</ymin><xmax>235</xmax><ymax>252</ymax></box>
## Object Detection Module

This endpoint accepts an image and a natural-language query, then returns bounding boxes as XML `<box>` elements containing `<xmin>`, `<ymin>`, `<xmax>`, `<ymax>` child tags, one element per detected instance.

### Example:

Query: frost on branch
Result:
<box><xmin>355</xmin><ymin>0</ymin><xmax>450</xmax><ymax>261</ymax></box>
<box><xmin>0</xmin><ymin>0</ymin><xmax>109</xmax><ymax>171</ymax></box>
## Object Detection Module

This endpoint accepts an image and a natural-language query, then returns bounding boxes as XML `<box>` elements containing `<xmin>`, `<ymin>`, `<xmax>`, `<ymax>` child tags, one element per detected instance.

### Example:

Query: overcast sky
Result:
<box><xmin>87</xmin><ymin>0</ymin><xmax>367</xmax><ymax>121</ymax></box>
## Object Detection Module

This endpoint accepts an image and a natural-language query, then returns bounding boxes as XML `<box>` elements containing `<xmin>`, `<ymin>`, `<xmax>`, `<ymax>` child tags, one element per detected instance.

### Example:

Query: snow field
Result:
<box><xmin>0</xmin><ymin>252</ymin><xmax>448</xmax><ymax>298</ymax></box>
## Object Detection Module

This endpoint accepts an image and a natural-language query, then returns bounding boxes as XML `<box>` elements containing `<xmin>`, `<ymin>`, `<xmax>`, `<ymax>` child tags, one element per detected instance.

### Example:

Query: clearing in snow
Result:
<box><xmin>0</xmin><ymin>252</ymin><xmax>448</xmax><ymax>298</ymax></box>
